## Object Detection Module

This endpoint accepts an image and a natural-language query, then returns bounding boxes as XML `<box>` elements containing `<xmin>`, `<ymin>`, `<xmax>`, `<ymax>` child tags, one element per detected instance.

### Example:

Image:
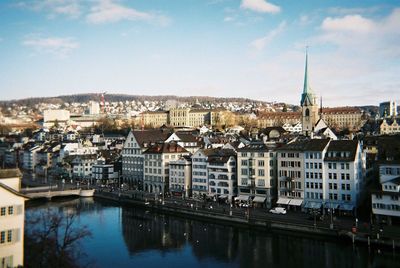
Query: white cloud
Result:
<box><xmin>240</xmin><ymin>0</ymin><xmax>280</xmax><ymax>14</ymax></box>
<box><xmin>16</xmin><ymin>0</ymin><xmax>82</xmax><ymax>19</ymax></box>
<box><xmin>224</xmin><ymin>16</ymin><xmax>235</xmax><ymax>22</ymax></box>
<box><xmin>321</xmin><ymin>15</ymin><xmax>375</xmax><ymax>33</ymax></box>
<box><xmin>250</xmin><ymin>21</ymin><xmax>286</xmax><ymax>50</ymax></box>
<box><xmin>86</xmin><ymin>0</ymin><xmax>153</xmax><ymax>24</ymax></box>
<box><xmin>22</xmin><ymin>36</ymin><xmax>79</xmax><ymax>58</ymax></box>
<box><xmin>317</xmin><ymin>8</ymin><xmax>400</xmax><ymax>57</ymax></box>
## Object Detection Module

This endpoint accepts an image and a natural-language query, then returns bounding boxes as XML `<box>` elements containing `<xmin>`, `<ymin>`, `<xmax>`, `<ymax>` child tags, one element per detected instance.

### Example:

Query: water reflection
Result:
<box><xmin>26</xmin><ymin>200</ymin><xmax>399</xmax><ymax>268</ymax></box>
<box><xmin>120</xmin><ymin>205</ymin><xmax>397</xmax><ymax>268</ymax></box>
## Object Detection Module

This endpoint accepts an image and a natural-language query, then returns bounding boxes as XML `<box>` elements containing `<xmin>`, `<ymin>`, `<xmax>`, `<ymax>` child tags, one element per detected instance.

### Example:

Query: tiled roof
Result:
<box><xmin>132</xmin><ymin>129</ymin><xmax>171</xmax><ymax>147</ymax></box>
<box><xmin>322</xmin><ymin>107</ymin><xmax>362</xmax><ymax>114</ymax></box>
<box><xmin>324</xmin><ymin>140</ymin><xmax>358</xmax><ymax>162</ymax></box>
<box><xmin>143</xmin><ymin>142</ymin><xmax>188</xmax><ymax>154</ymax></box>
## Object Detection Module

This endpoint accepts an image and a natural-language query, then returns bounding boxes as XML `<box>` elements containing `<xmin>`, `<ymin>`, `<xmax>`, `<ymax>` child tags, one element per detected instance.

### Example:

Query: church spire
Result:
<box><xmin>300</xmin><ymin>47</ymin><xmax>315</xmax><ymax>106</ymax></box>
<box><xmin>303</xmin><ymin>46</ymin><xmax>310</xmax><ymax>94</ymax></box>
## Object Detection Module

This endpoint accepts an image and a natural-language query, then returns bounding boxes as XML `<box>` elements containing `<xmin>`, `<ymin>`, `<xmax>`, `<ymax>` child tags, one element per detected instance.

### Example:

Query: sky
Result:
<box><xmin>0</xmin><ymin>0</ymin><xmax>399</xmax><ymax>106</ymax></box>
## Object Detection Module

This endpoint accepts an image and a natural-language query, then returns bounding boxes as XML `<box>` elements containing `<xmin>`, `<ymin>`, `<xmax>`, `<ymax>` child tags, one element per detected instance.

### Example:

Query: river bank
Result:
<box><xmin>92</xmin><ymin>191</ymin><xmax>400</xmax><ymax>250</ymax></box>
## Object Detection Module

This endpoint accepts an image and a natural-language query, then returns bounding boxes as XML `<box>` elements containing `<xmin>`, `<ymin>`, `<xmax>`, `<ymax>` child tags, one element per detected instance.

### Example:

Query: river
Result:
<box><xmin>25</xmin><ymin>198</ymin><xmax>399</xmax><ymax>268</ymax></box>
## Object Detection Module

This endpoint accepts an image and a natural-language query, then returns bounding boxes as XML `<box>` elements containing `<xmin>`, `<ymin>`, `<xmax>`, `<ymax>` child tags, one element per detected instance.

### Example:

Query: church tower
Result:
<box><xmin>300</xmin><ymin>49</ymin><xmax>319</xmax><ymax>136</ymax></box>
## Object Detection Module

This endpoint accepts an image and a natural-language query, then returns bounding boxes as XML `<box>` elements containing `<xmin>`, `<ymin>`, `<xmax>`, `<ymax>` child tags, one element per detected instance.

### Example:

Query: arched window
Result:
<box><xmin>305</xmin><ymin>108</ymin><xmax>310</xmax><ymax>117</ymax></box>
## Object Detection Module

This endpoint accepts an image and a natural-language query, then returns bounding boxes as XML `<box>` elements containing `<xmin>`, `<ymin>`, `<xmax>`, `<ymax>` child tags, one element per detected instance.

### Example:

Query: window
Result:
<box><xmin>8</xmin><ymin>206</ymin><xmax>13</xmax><ymax>215</ymax></box>
<box><xmin>258</xmin><ymin>169</ymin><xmax>265</xmax><ymax>176</ymax></box>
<box><xmin>258</xmin><ymin>160</ymin><xmax>265</xmax><ymax>167</ymax></box>
<box><xmin>0</xmin><ymin>231</ymin><xmax>4</xmax><ymax>244</ymax></box>
<box><xmin>7</xmin><ymin>230</ymin><xmax>12</xmax><ymax>243</ymax></box>
<box><xmin>241</xmin><ymin>160</ymin><xmax>248</xmax><ymax>166</ymax></box>
<box><xmin>0</xmin><ymin>207</ymin><xmax>5</xmax><ymax>216</ymax></box>
<box><xmin>241</xmin><ymin>169</ymin><xmax>248</xmax><ymax>175</ymax></box>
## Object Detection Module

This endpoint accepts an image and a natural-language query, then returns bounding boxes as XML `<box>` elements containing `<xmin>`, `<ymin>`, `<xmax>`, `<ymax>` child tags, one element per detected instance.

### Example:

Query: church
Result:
<box><xmin>300</xmin><ymin>50</ymin><xmax>336</xmax><ymax>140</ymax></box>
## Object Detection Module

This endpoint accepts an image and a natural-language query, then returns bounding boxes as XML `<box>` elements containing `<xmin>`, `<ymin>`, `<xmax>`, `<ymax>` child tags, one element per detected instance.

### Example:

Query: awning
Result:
<box><xmin>340</xmin><ymin>204</ymin><xmax>354</xmax><ymax>211</ymax></box>
<box><xmin>325</xmin><ymin>203</ymin><xmax>340</xmax><ymax>209</ymax></box>
<box><xmin>253</xmin><ymin>196</ymin><xmax>266</xmax><ymax>203</ymax></box>
<box><xmin>235</xmin><ymin>195</ymin><xmax>251</xmax><ymax>201</ymax></box>
<box><xmin>276</xmin><ymin>197</ymin><xmax>291</xmax><ymax>205</ymax></box>
<box><xmin>218</xmin><ymin>195</ymin><xmax>228</xmax><ymax>199</ymax></box>
<box><xmin>288</xmin><ymin>199</ymin><xmax>303</xmax><ymax>206</ymax></box>
<box><xmin>305</xmin><ymin>201</ymin><xmax>322</xmax><ymax>209</ymax></box>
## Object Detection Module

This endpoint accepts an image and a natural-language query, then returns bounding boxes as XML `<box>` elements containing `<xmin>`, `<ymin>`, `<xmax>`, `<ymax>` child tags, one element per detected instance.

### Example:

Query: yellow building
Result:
<box><xmin>142</xmin><ymin>111</ymin><xmax>169</xmax><ymax>128</ymax></box>
<box><xmin>0</xmin><ymin>169</ymin><xmax>28</xmax><ymax>268</ymax></box>
<box><xmin>322</xmin><ymin>107</ymin><xmax>364</xmax><ymax>131</ymax></box>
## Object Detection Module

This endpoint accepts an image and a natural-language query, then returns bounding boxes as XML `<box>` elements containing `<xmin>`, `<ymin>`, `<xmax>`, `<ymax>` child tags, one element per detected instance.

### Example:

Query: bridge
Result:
<box><xmin>24</xmin><ymin>189</ymin><xmax>95</xmax><ymax>200</ymax></box>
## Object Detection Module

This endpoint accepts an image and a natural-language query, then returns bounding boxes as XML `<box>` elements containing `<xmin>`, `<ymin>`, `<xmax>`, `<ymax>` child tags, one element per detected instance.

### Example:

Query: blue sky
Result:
<box><xmin>0</xmin><ymin>0</ymin><xmax>399</xmax><ymax>106</ymax></box>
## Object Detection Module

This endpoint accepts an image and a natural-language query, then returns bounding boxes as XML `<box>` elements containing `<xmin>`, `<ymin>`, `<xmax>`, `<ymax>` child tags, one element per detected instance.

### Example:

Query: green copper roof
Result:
<box><xmin>300</xmin><ymin>48</ymin><xmax>315</xmax><ymax>106</ymax></box>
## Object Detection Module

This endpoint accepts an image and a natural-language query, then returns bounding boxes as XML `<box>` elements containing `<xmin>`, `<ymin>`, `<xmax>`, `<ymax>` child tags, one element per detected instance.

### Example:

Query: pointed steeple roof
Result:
<box><xmin>300</xmin><ymin>48</ymin><xmax>315</xmax><ymax>106</ymax></box>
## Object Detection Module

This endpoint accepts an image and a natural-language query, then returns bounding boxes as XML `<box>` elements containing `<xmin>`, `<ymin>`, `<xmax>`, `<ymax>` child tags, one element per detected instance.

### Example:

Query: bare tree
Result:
<box><xmin>25</xmin><ymin>209</ymin><xmax>91</xmax><ymax>268</ymax></box>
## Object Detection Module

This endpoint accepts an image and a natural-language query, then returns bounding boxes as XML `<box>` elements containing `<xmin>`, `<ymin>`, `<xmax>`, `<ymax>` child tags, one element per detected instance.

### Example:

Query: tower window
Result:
<box><xmin>305</xmin><ymin>108</ymin><xmax>310</xmax><ymax>116</ymax></box>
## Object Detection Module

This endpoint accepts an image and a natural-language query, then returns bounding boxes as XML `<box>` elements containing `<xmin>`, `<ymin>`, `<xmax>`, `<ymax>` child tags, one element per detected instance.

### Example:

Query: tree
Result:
<box><xmin>25</xmin><ymin>209</ymin><xmax>91</xmax><ymax>268</ymax></box>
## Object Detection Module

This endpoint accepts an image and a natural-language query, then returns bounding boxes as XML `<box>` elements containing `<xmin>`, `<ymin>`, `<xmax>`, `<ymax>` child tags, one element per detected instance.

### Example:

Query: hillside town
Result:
<box><xmin>1</xmin><ymin>55</ymin><xmax>400</xmax><ymax>268</ymax></box>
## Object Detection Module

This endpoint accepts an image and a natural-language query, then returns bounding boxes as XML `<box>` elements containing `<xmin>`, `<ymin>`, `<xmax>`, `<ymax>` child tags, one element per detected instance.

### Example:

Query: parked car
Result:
<box><xmin>269</xmin><ymin>207</ymin><xmax>287</xmax><ymax>214</ymax></box>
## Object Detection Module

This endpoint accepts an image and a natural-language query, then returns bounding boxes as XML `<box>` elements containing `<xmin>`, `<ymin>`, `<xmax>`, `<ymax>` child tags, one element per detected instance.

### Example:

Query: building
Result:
<box><xmin>303</xmin><ymin>139</ymin><xmax>330</xmax><ymax>211</ymax></box>
<box><xmin>43</xmin><ymin>109</ymin><xmax>70</xmax><ymax>128</ymax></box>
<box><xmin>122</xmin><ymin>129</ymin><xmax>171</xmax><ymax>189</ymax></box>
<box><xmin>322</xmin><ymin>107</ymin><xmax>364</xmax><ymax>131</ymax></box>
<box><xmin>70</xmin><ymin>154</ymin><xmax>97</xmax><ymax>179</ymax></box>
<box><xmin>92</xmin><ymin>157</ymin><xmax>118</xmax><ymax>185</ymax></box>
<box><xmin>380</xmin><ymin>119</ymin><xmax>400</xmax><ymax>135</ymax></box>
<box><xmin>276</xmin><ymin>141</ymin><xmax>305</xmax><ymax>209</ymax></box>
<box><xmin>88</xmin><ymin>101</ymin><xmax>100</xmax><ymax>115</ymax></box>
<box><xmin>300</xmin><ymin>51</ymin><xmax>319</xmax><ymax>136</ymax></box>
<box><xmin>142</xmin><ymin>108</ymin><xmax>234</xmax><ymax>128</ymax></box>
<box><xmin>371</xmin><ymin>162</ymin><xmax>400</xmax><ymax>224</ymax></box>
<box><xmin>22</xmin><ymin>143</ymin><xmax>41</xmax><ymax>171</ymax></box>
<box><xmin>143</xmin><ymin>142</ymin><xmax>189</xmax><ymax>195</ymax></box>
<box><xmin>282</xmin><ymin>122</ymin><xmax>302</xmax><ymax>133</ymax></box>
<box><xmin>379</xmin><ymin>101</ymin><xmax>397</xmax><ymax>118</ymax></box>
<box><xmin>237</xmin><ymin>143</ymin><xmax>276</xmax><ymax>208</ymax></box>
<box><xmin>207</xmin><ymin>149</ymin><xmax>237</xmax><ymax>202</ymax></box>
<box><xmin>191</xmin><ymin>149</ymin><xmax>211</xmax><ymax>199</ymax></box>
<box><xmin>323</xmin><ymin>140</ymin><xmax>365</xmax><ymax>214</ymax></box>
<box><xmin>169</xmin><ymin>156</ymin><xmax>192</xmax><ymax>198</ymax></box>
<box><xmin>0</xmin><ymin>169</ymin><xmax>28</xmax><ymax>268</ymax></box>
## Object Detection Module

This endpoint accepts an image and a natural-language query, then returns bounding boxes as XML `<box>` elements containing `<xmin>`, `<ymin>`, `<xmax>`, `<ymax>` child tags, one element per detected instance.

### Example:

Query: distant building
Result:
<box><xmin>379</xmin><ymin>101</ymin><xmax>397</xmax><ymax>118</ymax></box>
<box><xmin>88</xmin><ymin>101</ymin><xmax>100</xmax><ymax>115</ymax></box>
<box><xmin>0</xmin><ymin>169</ymin><xmax>27</xmax><ymax>268</ymax></box>
<box><xmin>43</xmin><ymin>109</ymin><xmax>70</xmax><ymax>128</ymax></box>
<box><xmin>380</xmin><ymin>119</ymin><xmax>400</xmax><ymax>135</ymax></box>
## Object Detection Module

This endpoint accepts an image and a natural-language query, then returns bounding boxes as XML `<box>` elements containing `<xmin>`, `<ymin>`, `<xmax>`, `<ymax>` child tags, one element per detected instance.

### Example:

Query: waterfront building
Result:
<box><xmin>379</xmin><ymin>101</ymin><xmax>397</xmax><ymax>118</ymax></box>
<box><xmin>191</xmin><ymin>149</ymin><xmax>211</xmax><ymax>199</ymax></box>
<box><xmin>169</xmin><ymin>156</ymin><xmax>192</xmax><ymax>198</ymax></box>
<box><xmin>143</xmin><ymin>142</ymin><xmax>189</xmax><ymax>195</ymax></box>
<box><xmin>207</xmin><ymin>148</ymin><xmax>237</xmax><ymax>202</ymax></box>
<box><xmin>323</xmin><ymin>140</ymin><xmax>365</xmax><ymax>214</ymax></box>
<box><xmin>276</xmin><ymin>141</ymin><xmax>305</xmax><ymax>209</ymax></box>
<box><xmin>70</xmin><ymin>154</ymin><xmax>97</xmax><ymax>179</ymax></box>
<box><xmin>371</xmin><ymin>162</ymin><xmax>400</xmax><ymax>224</ymax></box>
<box><xmin>92</xmin><ymin>157</ymin><xmax>118</xmax><ymax>185</ymax></box>
<box><xmin>303</xmin><ymin>139</ymin><xmax>330</xmax><ymax>211</ymax></box>
<box><xmin>0</xmin><ymin>169</ymin><xmax>27</xmax><ymax>268</ymax></box>
<box><xmin>237</xmin><ymin>142</ymin><xmax>276</xmax><ymax>208</ymax></box>
<box><xmin>122</xmin><ymin>129</ymin><xmax>170</xmax><ymax>189</ymax></box>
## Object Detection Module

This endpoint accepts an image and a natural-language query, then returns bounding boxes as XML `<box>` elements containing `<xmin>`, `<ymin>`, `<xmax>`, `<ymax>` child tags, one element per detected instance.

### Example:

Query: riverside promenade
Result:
<box><xmin>94</xmin><ymin>190</ymin><xmax>400</xmax><ymax>249</ymax></box>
